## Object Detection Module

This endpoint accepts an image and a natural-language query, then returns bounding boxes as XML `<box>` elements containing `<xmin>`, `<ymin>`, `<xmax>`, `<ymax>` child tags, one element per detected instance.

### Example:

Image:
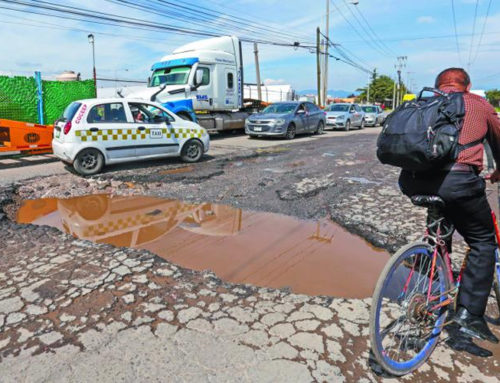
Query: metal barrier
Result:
<box><xmin>0</xmin><ymin>119</ymin><xmax>53</xmax><ymax>154</ymax></box>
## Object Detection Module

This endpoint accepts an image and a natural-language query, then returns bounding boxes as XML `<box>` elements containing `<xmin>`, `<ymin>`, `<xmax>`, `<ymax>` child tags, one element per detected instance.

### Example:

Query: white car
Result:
<box><xmin>52</xmin><ymin>98</ymin><xmax>210</xmax><ymax>175</ymax></box>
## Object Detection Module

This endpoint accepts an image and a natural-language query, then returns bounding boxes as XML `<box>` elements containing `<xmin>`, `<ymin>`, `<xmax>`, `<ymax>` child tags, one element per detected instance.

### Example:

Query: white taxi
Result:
<box><xmin>52</xmin><ymin>98</ymin><xmax>210</xmax><ymax>175</ymax></box>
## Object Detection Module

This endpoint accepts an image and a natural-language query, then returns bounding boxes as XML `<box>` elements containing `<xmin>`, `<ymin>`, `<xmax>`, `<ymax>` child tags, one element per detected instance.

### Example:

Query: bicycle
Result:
<box><xmin>369</xmin><ymin>194</ymin><xmax>500</xmax><ymax>376</ymax></box>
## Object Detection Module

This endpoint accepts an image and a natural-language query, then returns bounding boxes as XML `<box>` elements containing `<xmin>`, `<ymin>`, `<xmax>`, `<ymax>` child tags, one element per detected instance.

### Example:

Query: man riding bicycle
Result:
<box><xmin>398</xmin><ymin>68</ymin><xmax>500</xmax><ymax>345</ymax></box>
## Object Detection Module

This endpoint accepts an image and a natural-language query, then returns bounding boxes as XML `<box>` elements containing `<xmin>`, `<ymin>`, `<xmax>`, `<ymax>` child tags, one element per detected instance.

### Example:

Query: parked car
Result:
<box><xmin>245</xmin><ymin>101</ymin><xmax>325</xmax><ymax>139</ymax></box>
<box><xmin>52</xmin><ymin>98</ymin><xmax>210</xmax><ymax>175</ymax></box>
<box><xmin>361</xmin><ymin>105</ymin><xmax>385</xmax><ymax>127</ymax></box>
<box><xmin>325</xmin><ymin>103</ymin><xmax>365</xmax><ymax>131</ymax></box>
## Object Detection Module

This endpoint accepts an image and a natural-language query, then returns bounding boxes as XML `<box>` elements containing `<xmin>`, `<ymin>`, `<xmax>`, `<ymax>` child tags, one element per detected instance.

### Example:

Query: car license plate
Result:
<box><xmin>254</xmin><ymin>126</ymin><xmax>262</xmax><ymax>132</ymax></box>
<box><xmin>149</xmin><ymin>128</ymin><xmax>163</xmax><ymax>138</ymax></box>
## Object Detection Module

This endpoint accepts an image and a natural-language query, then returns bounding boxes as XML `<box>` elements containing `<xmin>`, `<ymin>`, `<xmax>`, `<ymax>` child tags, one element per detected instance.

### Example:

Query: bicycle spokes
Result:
<box><xmin>376</xmin><ymin>250</ymin><xmax>447</xmax><ymax>365</ymax></box>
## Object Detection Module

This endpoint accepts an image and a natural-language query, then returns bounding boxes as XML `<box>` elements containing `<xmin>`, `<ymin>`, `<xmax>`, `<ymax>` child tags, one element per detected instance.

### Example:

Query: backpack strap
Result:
<box><xmin>457</xmin><ymin>138</ymin><xmax>483</xmax><ymax>152</ymax></box>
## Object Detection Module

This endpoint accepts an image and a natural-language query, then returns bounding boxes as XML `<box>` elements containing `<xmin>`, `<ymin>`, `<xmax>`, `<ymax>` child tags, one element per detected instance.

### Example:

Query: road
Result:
<box><xmin>0</xmin><ymin>128</ymin><xmax>380</xmax><ymax>186</ymax></box>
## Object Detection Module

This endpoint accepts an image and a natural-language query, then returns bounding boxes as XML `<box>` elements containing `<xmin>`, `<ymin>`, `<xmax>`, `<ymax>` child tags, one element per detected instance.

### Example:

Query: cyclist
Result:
<box><xmin>399</xmin><ymin>68</ymin><xmax>500</xmax><ymax>345</ymax></box>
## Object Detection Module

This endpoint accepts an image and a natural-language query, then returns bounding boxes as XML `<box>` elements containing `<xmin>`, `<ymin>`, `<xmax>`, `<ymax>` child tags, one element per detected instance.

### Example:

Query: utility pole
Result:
<box><xmin>367</xmin><ymin>77</ymin><xmax>370</xmax><ymax>104</ymax></box>
<box><xmin>316</xmin><ymin>27</ymin><xmax>322</xmax><ymax>107</ymax></box>
<box><xmin>323</xmin><ymin>0</ymin><xmax>330</xmax><ymax>107</ymax></box>
<box><xmin>88</xmin><ymin>34</ymin><xmax>97</xmax><ymax>97</ymax></box>
<box><xmin>395</xmin><ymin>56</ymin><xmax>407</xmax><ymax>107</ymax></box>
<box><xmin>253</xmin><ymin>42</ymin><xmax>262</xmax><ymax>101</ymax></box>
<box><xmin>392</xmin><ymin>77</ymin><xmax>396</xmax><ymax>109</ymax></box>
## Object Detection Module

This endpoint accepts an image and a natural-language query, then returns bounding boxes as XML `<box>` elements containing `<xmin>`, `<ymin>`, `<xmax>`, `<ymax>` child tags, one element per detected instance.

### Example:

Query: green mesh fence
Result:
<box><xmin>42</xmin><ymin>79</ymin><xmax>95</xmax><ymax>124</ymax></box>
<box><xmin>0</xmin><ymin>76</ymin><xmax>38</xmax><ymax>123</ymax></box>
<box><xmin>0</xmin><ymin>75</ymin><xmax>95</xmax><ymax>124</ymax></box>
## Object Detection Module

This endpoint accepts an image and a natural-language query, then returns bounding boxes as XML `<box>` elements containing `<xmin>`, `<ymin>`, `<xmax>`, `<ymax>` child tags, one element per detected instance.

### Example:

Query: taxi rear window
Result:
<box><xmin>62</xmin><ymin>102</ymin><xmax>82</xmax><ymax>121</ymax></box>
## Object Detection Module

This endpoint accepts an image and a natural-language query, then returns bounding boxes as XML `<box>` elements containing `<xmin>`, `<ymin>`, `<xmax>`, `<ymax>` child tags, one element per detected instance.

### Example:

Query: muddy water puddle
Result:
<box><xmin>17</xmin><ymin>195</ymin><xmax>389</xmax><ymax>298</ymax></box>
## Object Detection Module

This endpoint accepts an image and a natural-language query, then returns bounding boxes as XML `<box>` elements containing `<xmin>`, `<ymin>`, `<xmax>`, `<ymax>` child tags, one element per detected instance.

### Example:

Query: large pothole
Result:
<box><xmin>16</xmin><ymin>194</ymin><xmax>389</xmax><ymax>298</ymax></box>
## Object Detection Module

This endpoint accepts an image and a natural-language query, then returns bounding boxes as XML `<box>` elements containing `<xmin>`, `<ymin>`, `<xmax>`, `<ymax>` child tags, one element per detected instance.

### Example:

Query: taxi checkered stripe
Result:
<box><xmin>82</xmin><ymin>204</ymin><xmax>196</xmax><ymax>237</ymax></box>
<box><xmin>75</xmin><ymin>127</ymin><xmax>202</xmax><ymax>142</ymax></box>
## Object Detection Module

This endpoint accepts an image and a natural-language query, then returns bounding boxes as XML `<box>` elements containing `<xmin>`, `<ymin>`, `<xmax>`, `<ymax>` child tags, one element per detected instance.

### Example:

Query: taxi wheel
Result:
<box><xmin>181</xmin><ymin>140</ymin><xmax>203</xmax><ymax>163</ymax></box>
<box><xmin>73</xmin><ymin>148</ymin><xmax>104</xmax><ymax>176</ymax></box>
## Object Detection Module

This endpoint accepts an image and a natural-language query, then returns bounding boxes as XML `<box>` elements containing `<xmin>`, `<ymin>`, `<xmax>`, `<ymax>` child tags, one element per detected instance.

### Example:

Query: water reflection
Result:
<box><xmin>17</xmin><ymin>194</ymin><xmax>389</xmax><ymax>298</ymax></box>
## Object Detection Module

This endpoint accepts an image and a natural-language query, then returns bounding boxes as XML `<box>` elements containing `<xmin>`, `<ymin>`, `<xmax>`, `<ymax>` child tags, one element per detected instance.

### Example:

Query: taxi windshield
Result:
<box><xmin>362</xmin><ymin>106</ymin><xmax>377</xmax><ymax>113</ymax></box>
<box><xmin>149</xmin><ymin>66</ymin><xmax>191</xmax><ymax>87</ymax></box>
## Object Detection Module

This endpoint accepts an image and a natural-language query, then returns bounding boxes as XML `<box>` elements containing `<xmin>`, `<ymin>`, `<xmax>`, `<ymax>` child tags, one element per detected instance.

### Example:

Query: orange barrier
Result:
<box><xmin>0</xmin><ymin>119</ymin><xmax>53</xmax><ymax>154</ymax></box>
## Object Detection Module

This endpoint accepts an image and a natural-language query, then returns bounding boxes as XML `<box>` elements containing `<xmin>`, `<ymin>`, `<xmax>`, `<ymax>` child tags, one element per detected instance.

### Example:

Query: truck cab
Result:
<box><xmin>131</xmin><ymin>36</ymin><xmax>245</xmax><ymax>131</ymax></box>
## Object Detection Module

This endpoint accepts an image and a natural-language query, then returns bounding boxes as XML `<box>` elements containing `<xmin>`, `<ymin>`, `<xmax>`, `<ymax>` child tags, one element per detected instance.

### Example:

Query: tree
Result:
<box><xmin>485</xmin><ymin>89</ymin><xmax>500</xmax><ymax>107</ymax></box>
<box><xmin>357</xmin><ymin>75</ymin><xmax>406</xmax><ymax>104</ymax></box>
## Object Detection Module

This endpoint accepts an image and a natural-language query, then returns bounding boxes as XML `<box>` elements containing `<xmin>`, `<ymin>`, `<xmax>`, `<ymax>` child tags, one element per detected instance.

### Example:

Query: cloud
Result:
<box><xmin>263</xmin><ymin>78</ymin><xmax>287</xmax><ymax>85</ymax></box>
<box><xmin>417</xmin><ymin>16</ymin><xmax>435</xmax><ymax>24</ymax></box>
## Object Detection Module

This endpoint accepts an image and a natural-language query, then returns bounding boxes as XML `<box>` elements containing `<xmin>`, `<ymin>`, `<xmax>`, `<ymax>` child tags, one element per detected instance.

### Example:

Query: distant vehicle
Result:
<box><xmin>52</xmin><ymin>98</ymin><xmax>209</xmax><ymax>176</ymax></box>
<box><xmin>325</xmin><ymin>103</ymin><xmax>365</xmax><ymax>131</ymax></box>
<box><xmin>245</xmin><ymin>101</ymin><xmax>325</xmax><ymax>139</ymax></box>
<box><xmin>402</xmin><ymin>94</ymin><xmax>416</xmax><ymax>102</ymax></box>
<box><xmin>361</xmin><ymin>105</ymin><xmax>385</xmax><ymax>127</ymax></box>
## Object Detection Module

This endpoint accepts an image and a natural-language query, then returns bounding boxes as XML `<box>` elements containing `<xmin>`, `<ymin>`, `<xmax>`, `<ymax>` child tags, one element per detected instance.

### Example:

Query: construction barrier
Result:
<box><xmin>0</xmin><ymin>119</ymin><xmax>53</xmax><ymax>154</ymax></box>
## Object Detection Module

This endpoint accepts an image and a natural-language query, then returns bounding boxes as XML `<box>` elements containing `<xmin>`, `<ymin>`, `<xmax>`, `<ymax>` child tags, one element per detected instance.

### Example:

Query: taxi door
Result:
<box><xmin>127</xmin><ymin>102</ymin><xmax>178</xmax><ymax>157</ymax></box>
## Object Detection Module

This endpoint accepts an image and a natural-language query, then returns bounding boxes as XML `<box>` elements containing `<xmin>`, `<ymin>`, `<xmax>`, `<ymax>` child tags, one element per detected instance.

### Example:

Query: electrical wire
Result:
<box><xmin>340</xmin><ymin>0</ymin><xmax>394</xmax><ymax>57</ymax></box>
<box><xmin>451</xmin><ymin>0</ymin><xmax>462</xmax><ymax>64</ymax></box>
<box><xmin>351</xmin><ymin>2</ymin><xmax>396</xmax><ymax>56</ymax></box>
<box><xmin>329</xmin><ymin>0</ymin><xmax>392</xmax><ymax>58</ymax></box>
<box><xmin>0</xmin><ymin>0</ymin><xmax>312</xmax><ymax>49</ymax></box>
<box><xmin>467</xmin><ymin>0</ymin><xmax>480</xmax><ymax>69</ymax></box>
<box><xmin>470</xmin><ymin>0</ymin><xmax>493</xmax><ymax>67</ymax></box>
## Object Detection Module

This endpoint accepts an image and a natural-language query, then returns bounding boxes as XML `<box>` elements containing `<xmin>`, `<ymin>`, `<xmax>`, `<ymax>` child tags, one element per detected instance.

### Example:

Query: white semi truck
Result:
<box><xmin>129</xmin><ymin>36</ymin><xmax>295</xmax><ymax>132</ymax></box>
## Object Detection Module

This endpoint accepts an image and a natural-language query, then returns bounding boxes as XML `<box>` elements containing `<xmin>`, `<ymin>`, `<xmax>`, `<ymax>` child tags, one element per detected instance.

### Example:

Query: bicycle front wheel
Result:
<box><xmin>369</xmin><ymin>242</ymin><xmax>449</xmax><ymax>376</ymax></box>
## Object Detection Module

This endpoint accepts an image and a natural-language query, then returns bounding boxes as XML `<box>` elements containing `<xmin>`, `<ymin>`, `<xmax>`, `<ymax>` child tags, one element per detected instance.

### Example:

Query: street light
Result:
<box><xmin>88</xmin><ymin>33</ymin><xmax>97</xmax><ymax>97</ymax></box>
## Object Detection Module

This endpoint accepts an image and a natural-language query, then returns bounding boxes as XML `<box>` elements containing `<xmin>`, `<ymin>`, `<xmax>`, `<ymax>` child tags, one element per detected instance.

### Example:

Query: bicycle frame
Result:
<box><xmin>422</xmin><ymin>210</ymin><xmax>500</xmax><ymax>314</ymax></box>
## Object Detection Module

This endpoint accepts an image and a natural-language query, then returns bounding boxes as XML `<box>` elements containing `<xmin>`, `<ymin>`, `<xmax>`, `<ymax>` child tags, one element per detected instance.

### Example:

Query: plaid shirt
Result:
<box><xmin>441</xmin><ymin>86</ymin><xmax>500</xmax><ymax>171</ymax></box>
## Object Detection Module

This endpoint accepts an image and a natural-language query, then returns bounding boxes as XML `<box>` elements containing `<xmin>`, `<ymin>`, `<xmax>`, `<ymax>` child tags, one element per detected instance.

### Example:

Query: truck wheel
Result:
<box><xmin>177</xmin><ymin>112</ymin><xmax>192</xmax><ymax>121</ymax></box>
<box><xmin>285</xmin><ymin>123</ymin><xmax>296</xmax><ymax>139</ymax></box>
<box><xmin>73</xmin><ymin>148</ymin><xmax>104</xmax><ymax>176</ymax></box>
<box><xmin>181</xmin><ymin>140</ymin><xmax>203</xmax><ymax>163</ymax></box>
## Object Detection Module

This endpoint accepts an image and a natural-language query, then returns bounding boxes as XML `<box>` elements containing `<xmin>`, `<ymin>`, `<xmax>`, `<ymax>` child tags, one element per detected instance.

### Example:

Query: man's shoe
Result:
<box><xmin>453</xmin><ymin>307</ymin><xmax>499</xmax><ymax>344</ymax></box>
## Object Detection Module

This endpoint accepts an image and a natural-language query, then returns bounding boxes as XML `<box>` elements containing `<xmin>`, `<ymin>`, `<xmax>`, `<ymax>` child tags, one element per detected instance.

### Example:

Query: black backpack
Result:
<box><xmin>376</xmin><ymin>87</ymin><xmax>479</xmax><ymax>172</ymax></box>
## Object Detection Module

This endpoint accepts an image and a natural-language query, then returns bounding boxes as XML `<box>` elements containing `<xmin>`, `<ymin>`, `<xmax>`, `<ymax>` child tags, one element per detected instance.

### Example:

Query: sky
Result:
<box><xmin>0</xmin><ymin>0</ymin><xmax>499</xmax><ymax>93</ymax></box>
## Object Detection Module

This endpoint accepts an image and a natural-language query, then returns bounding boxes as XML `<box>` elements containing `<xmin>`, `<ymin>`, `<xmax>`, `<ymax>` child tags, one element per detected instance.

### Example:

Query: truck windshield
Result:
<box><xmin>328</xmin><ymin>104</ymin><xmax>349</xmax><ymax>112</ymax></box>
<box><xmin>262</xmin><ymin>103</ymin><xmax>297</xmax><ymax>114</ymax></box>
<box><xmin>149</xmin><ymin>66</ymin><xmax>191</xmax><ymax>87</ymax></box>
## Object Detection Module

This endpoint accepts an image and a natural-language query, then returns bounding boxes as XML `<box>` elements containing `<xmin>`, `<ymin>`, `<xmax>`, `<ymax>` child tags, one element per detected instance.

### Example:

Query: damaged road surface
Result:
<box><xmin>1</xmin><ymin>131</ymin><xmax>500</xmax><ymax>382</ymax></box>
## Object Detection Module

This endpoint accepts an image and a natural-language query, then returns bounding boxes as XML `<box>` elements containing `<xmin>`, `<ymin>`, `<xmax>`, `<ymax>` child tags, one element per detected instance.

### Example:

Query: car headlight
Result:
<box><xmin>275</xmin><ymin>119</ymin><xmax>286</xmax><ymax>126</ymax></box>
<box><xmin>336</xmin><ymin>115</ymin><xmax>345</xmax><ymax>120</ymax></box>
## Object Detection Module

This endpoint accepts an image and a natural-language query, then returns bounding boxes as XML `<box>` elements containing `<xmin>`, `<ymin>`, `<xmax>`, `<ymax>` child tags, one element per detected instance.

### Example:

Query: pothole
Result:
<box><xmin>16</xmin><ymin>194</ymin><xmax>389</xmax><ymax>298</ymax></box>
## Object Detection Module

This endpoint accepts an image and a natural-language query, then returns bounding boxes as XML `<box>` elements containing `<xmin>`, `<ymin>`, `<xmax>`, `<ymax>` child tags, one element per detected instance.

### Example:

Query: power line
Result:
<box><xmin>319</xmin><ymin>30</ymin><xmax>372</xmax><ymax>75</ymax></box>
<box><xmin>351</xmin><ymin>2</ymin><xmax>396</xmax><ymax>56</ymax></box>
<box><xmin>467</xmin><ymin>0</ymin><xmax>480</xmax><ymax>70</ymax></box>
<box><xmin>470</xmin><ymin>0</ymin><xmax>493</xmax><ymax>67</ymax></box>
<box><xmin>158</xmin><ymin>0</ymin><xmax>314</xmax><ymax>45</ymax></box>
<box><xmin>451</xmin><ymin>0</ymin><xmax>462</xmax><ymax>64</ymax></box>
<box><xmin>329</xmin><ymin>0</ymin><xmax>391</xmax><ymax>58</ymax></box>
<box><xmin>0</xmin><ymin>0</ymin><xmax>312</xmax><ymax>49</ymax></box>
<box><xmin>340</xmin><ymin>0</ymin><xmax>394</xmax><ymax>57</ymax></box>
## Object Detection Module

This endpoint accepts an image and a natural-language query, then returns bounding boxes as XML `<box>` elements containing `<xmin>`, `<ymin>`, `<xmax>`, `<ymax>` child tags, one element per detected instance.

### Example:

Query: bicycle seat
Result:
<box><xmin>410</xmin><ymin>195</ymin><xmax>445</xmax><ymax>209</ymax></box>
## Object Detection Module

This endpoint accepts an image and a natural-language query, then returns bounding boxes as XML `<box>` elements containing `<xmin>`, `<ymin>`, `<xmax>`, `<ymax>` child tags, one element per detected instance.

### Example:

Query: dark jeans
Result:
<box><xmin>399</xmin><ymin>170</ymin><xmax>497</xmax><ymax>316</ymax></box>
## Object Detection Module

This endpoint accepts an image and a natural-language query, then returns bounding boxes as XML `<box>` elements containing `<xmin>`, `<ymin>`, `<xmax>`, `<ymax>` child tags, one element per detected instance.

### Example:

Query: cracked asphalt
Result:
<box><xmin>1</xmin><ymin>129</ymin><xmax>500</xmax><ymax>382</ymax></box>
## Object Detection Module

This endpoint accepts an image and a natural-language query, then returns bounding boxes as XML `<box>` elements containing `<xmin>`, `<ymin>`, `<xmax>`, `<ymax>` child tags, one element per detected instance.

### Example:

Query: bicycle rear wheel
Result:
<box><xmin>369</xmin><ymin>242</ymin><xmax>449</xmax><ymax>376</ymax></box>
<box><xmin>485</xmin><ymin>249</ymin><xmax>500</xmax><ymax>325</ymax></box>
